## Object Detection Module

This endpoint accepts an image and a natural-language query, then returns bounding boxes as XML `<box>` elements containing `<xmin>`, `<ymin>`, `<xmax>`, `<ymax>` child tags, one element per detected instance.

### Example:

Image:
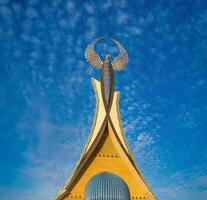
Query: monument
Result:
<box><xmin>54</xmin><ymin>37</ymin><xmax>157</xmax><ymax>200</ymax></box>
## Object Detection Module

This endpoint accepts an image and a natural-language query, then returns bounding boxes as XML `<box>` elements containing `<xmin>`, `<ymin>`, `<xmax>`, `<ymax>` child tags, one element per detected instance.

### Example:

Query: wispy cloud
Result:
<box><xmin>1</xmin><ymin>1</ymin><xmax>207</xmax><ymax>200</ymax></box>
<box><xmin>16</xmin><ymin>103</ymin><xmax>92</xmax><ymax>200</ymax></box>
<box><xmin>155</xmin><ymin>167</ymin><xmax>207</xmax><ymax>200</ymax></box>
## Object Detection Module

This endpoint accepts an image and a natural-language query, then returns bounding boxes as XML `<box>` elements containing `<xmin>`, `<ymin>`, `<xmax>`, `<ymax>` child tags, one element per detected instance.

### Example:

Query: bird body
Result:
<box><xmin>101</xmin><ymin>55</ymin><xmax>114</xmax><ymax>106</ymax></box>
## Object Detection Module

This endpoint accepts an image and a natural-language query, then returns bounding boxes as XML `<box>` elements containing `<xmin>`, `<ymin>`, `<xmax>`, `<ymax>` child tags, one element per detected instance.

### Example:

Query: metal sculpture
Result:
<box><xmin>84</xmin><ymin>37</ymin><xmax>128</xmax><ymax>108</ymax></box>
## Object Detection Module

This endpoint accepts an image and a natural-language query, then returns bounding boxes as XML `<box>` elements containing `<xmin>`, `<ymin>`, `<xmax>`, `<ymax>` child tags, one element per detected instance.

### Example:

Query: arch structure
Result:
<box><xmin>85</xmin><ymin>172</ymin><xmax>130</xmax><ymax>200</ymax></box>
<box><xmin>54</xmin><ymin>79</ymin><xmax>157</xmax><ymax>200</ymax></box>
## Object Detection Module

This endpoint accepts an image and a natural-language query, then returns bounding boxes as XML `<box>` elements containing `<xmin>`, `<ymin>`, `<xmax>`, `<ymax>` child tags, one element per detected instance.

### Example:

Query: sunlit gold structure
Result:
<box><xmin>54</xmin><ymin>38</ymin><xmax>157</xmax><ymax>200</ymax></box>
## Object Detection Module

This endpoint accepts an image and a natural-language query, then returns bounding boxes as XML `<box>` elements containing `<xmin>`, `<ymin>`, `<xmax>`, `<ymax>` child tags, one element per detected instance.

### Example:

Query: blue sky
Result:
<box><xmin>0</xmin><ymin>0</ymin><xmax>207</xmax><ymax>199</ymax></box>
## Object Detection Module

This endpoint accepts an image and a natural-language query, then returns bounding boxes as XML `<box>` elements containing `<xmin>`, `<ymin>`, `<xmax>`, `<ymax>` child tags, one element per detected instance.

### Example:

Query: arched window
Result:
<box><xmin>85</xmin><ymin>172</ymin><xmax>130</xmax><ymax>200</ymax></box>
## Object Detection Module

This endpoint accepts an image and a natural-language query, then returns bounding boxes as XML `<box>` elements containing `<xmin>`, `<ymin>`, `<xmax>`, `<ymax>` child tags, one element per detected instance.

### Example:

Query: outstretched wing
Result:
<box><xmin>84</xmin><ymin>37</ymin><xmax>103</xmax><ymax>69</ymax></box>
<box><xmin>111</xmin><ymin>38</ymin><xmax>128</xmax><ymax>71</ymax></box>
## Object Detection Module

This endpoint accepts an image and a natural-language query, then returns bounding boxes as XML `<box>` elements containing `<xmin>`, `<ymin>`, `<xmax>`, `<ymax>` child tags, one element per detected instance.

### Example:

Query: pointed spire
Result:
<box><xmin>54</xmin><ymin>38</ymin><xmax>157</xmax><ymax>200</ymax></box>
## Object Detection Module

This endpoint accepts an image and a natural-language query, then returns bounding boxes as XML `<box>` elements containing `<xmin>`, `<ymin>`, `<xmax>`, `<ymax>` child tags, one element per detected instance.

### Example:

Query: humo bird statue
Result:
<box><xmin>84</xmin><ymin>37</ymin><xmax>128</xmax><ymax>109</ymax></box>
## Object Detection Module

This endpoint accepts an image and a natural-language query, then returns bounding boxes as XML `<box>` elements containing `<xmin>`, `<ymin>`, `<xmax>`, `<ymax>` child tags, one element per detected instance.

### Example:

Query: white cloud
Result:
<box><xmin>128</xmin><ymin>26</ymin><xmax>142</xmax><ymax>35</ymax></box>
<box><xmin>155</xmin><ymin>170</ymin><xmax>207</xmax><ymax>200</ymax></box>
<box><xmin>17</xmin><ymin>105</ymin><xmax>90</xmax><ymax>200</ymax></box>
<box><xmin>28</xmin><ymin>0</ymin><xmax>40</xmax><ymax>6</ymax></box>
<box><xmin>119</xmin><ymin>80</ymin><xmax>163</xmax><ymax>174</ymax></box>
<box><xmin>30</xmin><ymin>36</ymin><xmax>41</xmax><ymax>44</ymax></box>
<box><xmin>30</xmin><ymin>51</ymin><xmax>39</xmax><ymax>59</ymax></box>
<box><xmin>131</xmin><ymin>131</ymin><xmax>161</xmax><ymax>174</ymax></box>
<box><xmin>58</xmin><ymin>18</ymin><xmax>68</xmax><ymax>28</ymax></box>
<box><xmin>133</xmin><ymin>132</ymin><xmax>155</xmax><ymax>153</ymax></box>
<box><xmin>68</xmin><ymin>12</ymin><xmax>80</xmax><ymax>28</ymax></box>
<box><xmin>194</xmin><ymin>175</ymin><xmax>207</xmax><ymax>186</ymax></box>
<box><xmin>114</xmin><ymin>0</ymin><xmax>126</xmax><ymax>9</ymax></box>
<box><xmin>21</xmin><ymin>19</ymin><xmax>33</xmax><ymax>32</ymax></box>
<box><xmin>66</xmin><ymin>0</ymin><xmax>75</xmax><ymax>13</ymax></box>
<box><xmin>0</xmin><ymin>182</ymin><xmax>61</xmax><ymax>200</ymax></box>
<box><xmin>0</xmin><ymin>0</ymin><xmax>9</xmax><ymax>4</ymax></box>
<box><xmin>84</xmin><ymin>17</ymin><xmax>97</xmax><ymax>40</ymax></box>
<box><xmin>26</xmin><ymin>7</ymin><xmax>38</xmax><ymax>18</ymax></box>
<box><xmin>84</xmin><ymin>3</ymin><xmax>94</xmax><ymax>14</ymax></box>
<box><xmin>1</xmin><ymin>2</ymin><xmax>206</xmax><ymax>200</ymax></box>
<box><xmin>102</xmin><ymin>0</ymin><xmax>112</xmax><ymax>11</ymax></box>
<box><xmin>12</xmin><ymin>3</ymin><xmax>22</xmax><ymax>16</ymax></box>
<box><xmin>117</xmin><ymin>10</ymin><xmax>128</xmax><ymax>25</ymax></box>
<box><xmin>0</xmin><ymin>5</ymin><xmax>12</xmax><ymax>19</ymax></box>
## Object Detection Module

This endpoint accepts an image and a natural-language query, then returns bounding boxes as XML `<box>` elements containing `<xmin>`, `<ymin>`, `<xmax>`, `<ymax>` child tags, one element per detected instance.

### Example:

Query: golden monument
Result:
<box><xmin>54</xmin><ymin>37</ymin><xmax>157</xmax><ymax>200</ymax></box>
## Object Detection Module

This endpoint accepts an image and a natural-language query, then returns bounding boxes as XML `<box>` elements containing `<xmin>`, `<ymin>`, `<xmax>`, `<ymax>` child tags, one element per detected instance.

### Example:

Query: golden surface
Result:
<box><xmin>54</xmin><ymin>79</ymin><xmax>156</xmax><ymax>200</ymax></box>
<box><xmin>64</xmin><ymin>122</ymin><xmax>155</xmax><ymax>200</ymax></box>
<box><xmin>85</xmin><ymin>79</ymin><xmax>106</xmax><ymax>152</ymax></box>
<box><xmin>109</xmin><ymin>91</ymin><xmax>129</xmax><ymax>152</ymax></box>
